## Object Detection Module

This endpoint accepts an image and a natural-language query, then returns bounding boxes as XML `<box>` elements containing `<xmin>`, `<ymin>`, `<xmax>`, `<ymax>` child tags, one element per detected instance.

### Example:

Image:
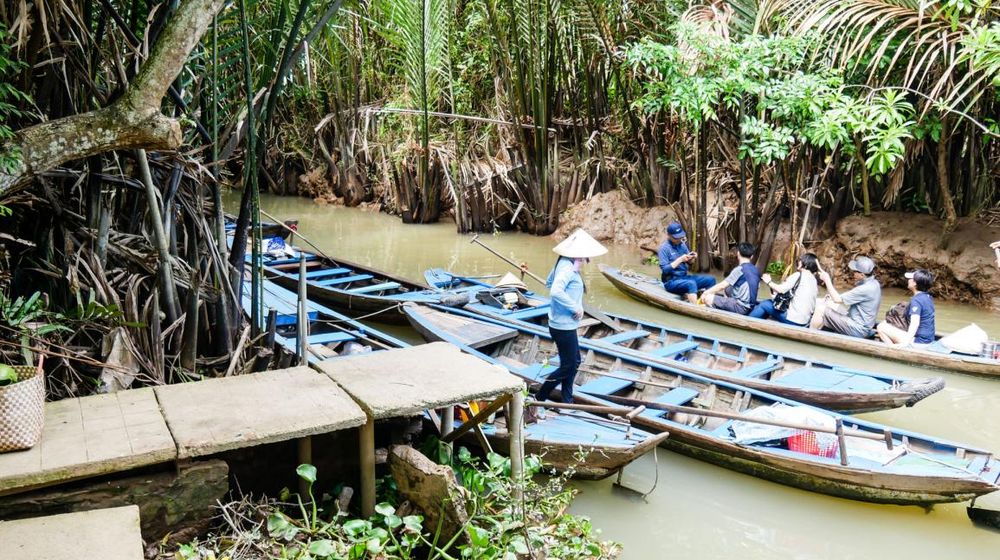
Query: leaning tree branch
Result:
<box><xmin>0</xmin><ymin>0</ymin><xmax>227</xmax><ymax>196</ymax></box>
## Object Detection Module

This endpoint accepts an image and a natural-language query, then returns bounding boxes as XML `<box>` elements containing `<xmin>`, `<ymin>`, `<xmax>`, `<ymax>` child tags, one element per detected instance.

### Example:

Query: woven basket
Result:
<box><xmin>0</xmin><ymin>366</ymin><xmax>45</xmax><ymax>452</ymax></box>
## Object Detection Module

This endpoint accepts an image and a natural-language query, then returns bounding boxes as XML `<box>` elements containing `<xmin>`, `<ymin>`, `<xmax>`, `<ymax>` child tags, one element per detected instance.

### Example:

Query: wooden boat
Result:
<box><xmin>424</xmin><ymin>269</ymin><xmax>944</xmax><ymax>413</ymax></box>
<box><xmin>241</xmin><ymin>277</ymin><xmax>408</xmax><ymax>363</ymax></box>
<box><xmin>242</xmin><ymin>278</ymin><xmax>665</xmax><ymax>478</ymax></box>
<box><xmin>224</xmin><ymin>212</ymin><xmax>298</xmax><ymax>240</ymax></box>
<box><xmin>599</xmin><ymin>264</ymin><xmax>1000</xmax><ymax>378</ymax></box>
<box><xmin>257</xmin><ymin>247</ymin><xmax>476</xmax><ymax>325</ymax></box>
<box><xmin>404</xmin><ymin>304</ymin><xmax>1000</xmax><ymax>505</ymax></box>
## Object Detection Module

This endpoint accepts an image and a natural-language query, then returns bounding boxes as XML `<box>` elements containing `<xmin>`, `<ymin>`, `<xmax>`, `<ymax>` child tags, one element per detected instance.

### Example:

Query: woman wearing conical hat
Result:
<box><xmin>534</xmin><ymin>229</ymin><xmax>607</xmax><ymax>404</ymax></box>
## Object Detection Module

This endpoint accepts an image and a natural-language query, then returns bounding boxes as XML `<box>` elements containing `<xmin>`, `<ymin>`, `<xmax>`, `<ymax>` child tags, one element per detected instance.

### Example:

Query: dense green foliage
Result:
<box><xmin>174</xmin><ymin>451</ymin><xmax>618</xmax><ymax>559</ymax></box>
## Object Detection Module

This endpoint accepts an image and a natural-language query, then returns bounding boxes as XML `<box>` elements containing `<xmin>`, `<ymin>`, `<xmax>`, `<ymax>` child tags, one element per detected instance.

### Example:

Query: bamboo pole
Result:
<box><xmin>297</xmin><ymin>254</ymin><xmax>308</xmax><ymax>364</ymax></box>
<box><xmin>136</xmin><ymin>149</ymin><xmax>180</xmax><ymax>323</ymax></box>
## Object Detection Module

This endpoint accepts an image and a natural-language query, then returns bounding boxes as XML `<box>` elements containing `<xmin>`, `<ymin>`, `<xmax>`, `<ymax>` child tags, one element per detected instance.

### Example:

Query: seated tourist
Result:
<box><xmin>809</xmin><ymin>255</ymin><xmax>881</xmax><ymax>338</ymax></box>
<box><xmin>658</xmin><ymin>222</ymin><xmax>716</xmax><ymax>304</ymax></box>
<box><xmin>700</xmin><ymin>243</ymin><xmax>760</xmax><ymax>315</ymax></box>
<box><xmin>876</xmin><ymin>269</ymin><xmax>936</xmax><ymax>347</ymax></box>
<box><xmin>748</xmin><ymin>253</ymin><xmax>819</xmax><ymax>327</ymax></box>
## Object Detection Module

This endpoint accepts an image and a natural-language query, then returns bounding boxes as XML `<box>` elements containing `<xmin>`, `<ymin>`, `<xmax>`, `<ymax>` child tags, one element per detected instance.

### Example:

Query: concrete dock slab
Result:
<box><xmin>0</xmin><ymin>389</ymin><xmax>175</xmax><ymax>496</ymax></box>
<box><xmin>154</xmin><ymin>366</ymin><xmax>366</xmax><ymax>458</ymax></box>
<box><xmin>0</xmin><ymin>505</ymin><xmax>143</xmax><ymax>560</ymax></box>
<box><xmin>316</xmin><ymin>342</ymin><xmax>524</xmax><ymax>419</ymax></box>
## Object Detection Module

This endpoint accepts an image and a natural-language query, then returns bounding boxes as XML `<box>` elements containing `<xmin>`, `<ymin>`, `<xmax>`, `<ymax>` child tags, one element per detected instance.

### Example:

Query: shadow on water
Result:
<box><xmin>241</xmin><ymin>193</ymin><xmax>1000</xmax><ymax>559</ymax></box>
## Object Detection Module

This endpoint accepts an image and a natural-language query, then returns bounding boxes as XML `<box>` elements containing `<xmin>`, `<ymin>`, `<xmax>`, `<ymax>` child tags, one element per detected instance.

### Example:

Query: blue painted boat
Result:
<box><xmin>422</xmin><ymin>269</ymin><xmax>944</xmax><ymax>413</ymax></box>
<box><xmin>599</xmin><ymin>264</ymin><xmax>1000</xmax><ymax>378</ymax></box>
<box><xmin>404</xmin><ymin>303</ymin><xmax>1000</xmax><ymax>505</ymax></box>
<box><xmin>241</xmin><ymin>277</ymin><xmax>667</xmax><ymax>479</ymax></box>
<box><xmin>224</xmin><ymin>212</ymin><xmax>298</xmax><ymax>240</ymax></box>
<box><xmin>241</xmin><ymin>278</ymin><xmax>409</xmax><ymax>363</ymax></box>
<box><xmin>253</xmin><ymin>248</ymin><xmax>477</xmax><ymax>325</ymax></box>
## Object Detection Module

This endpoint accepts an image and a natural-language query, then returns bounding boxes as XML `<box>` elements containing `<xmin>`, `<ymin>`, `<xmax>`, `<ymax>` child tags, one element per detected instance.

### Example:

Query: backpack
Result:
<box><xmin>772</xmin><ymin>274</ymin><xmax>802</xmax><ymax>314</ymax></box>
<box><xmin>884</xmin><ymin>301</ymin><xmax>911</xmax><ymax>331</ymax></box>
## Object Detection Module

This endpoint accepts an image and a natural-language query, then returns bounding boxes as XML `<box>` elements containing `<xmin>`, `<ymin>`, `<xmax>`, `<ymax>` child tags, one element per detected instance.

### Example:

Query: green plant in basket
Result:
<box><xmin>0</xmin><ymin>364</ymin><xmax>16</xmax><ymax>386</ymax></box>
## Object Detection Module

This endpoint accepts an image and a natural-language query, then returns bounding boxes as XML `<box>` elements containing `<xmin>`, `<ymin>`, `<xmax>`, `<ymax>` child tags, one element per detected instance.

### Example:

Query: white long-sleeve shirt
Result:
<box><xmin>772</xmin><ymin>271</ymin><xmax>818</xmax><ymax>325</ymax></box>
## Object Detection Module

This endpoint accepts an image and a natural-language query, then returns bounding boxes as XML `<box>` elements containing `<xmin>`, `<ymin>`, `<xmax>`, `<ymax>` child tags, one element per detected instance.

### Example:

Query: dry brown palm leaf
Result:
<box><xmin>682</xmin><ymin>0</ymin><xmax>735</xmax><ymax>40</ymax></box>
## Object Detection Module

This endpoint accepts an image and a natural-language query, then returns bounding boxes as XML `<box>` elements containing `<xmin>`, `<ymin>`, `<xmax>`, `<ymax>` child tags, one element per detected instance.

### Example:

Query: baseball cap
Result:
<box><xmin>847</xmin><ymin>256</ymin><xmax>875</xmax><ymax>275</ymax></box>
<box><xmin>666</xmin><ymin>222</ymin><xmax>686</xmax><ymax>239</ymax></box>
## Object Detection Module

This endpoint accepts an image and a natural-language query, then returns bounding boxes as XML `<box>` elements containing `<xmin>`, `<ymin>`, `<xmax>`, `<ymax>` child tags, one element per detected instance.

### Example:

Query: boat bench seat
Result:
<box><xmin>639</xmin><ymin>387</ymin><xmax>700</xmax><ymax>419</ymax></box>
<box><xmin>348</xmin><ymin>282</ymin><xmax>401</xmax><ymax>294</ymax></box>
<box><xmin>264</xmin><ymin>255</ymin><xmax>317</xmax><ymax>266</ymax></box>
<box><xmin>647</xmin><ymin>341</ymin><xmax>700</xmax><ymax>358</ymax></box>
<box><xmin>521</xmin><ymin>363</ymin><xmax>557</xmax><ymax>382</ymax></box>
<box><xmin>701</xmin><ymin>345</ymin><xmax>748</xmax><ymax>363</ymax></box>
<box><xmin>507</xmin><ymin>306</ymin><xmax>550</xmax><ymax>321</ymax></box>
<box><xmin>599</xmin><ymin>329</ymin><xmax>651</xmax><ymax>345</ymax></box>
<box><xmin>274</xmin><ymin>311</ymin><xmax>318</xmax><ymax>327</ymax></box>
<box><xmin>733</xmin><ymin>359</ymin><xmax>782</xmax><ymax>378</ymax></box>
<box><xmin>291</xmin><ymin>268</ymin><xmax>352</xmax><ymax>279</ymax></box>
<box><xmin>578</xmin><ymin>372</ymin><xmax>638</xmax><ymax>396</ymax></box>
<box><xmin>317</xmin><ymin>274</ymin><xmax>374</xmax><ymax>286</ymax></box>
<box><xmin>307</xmin><ymin>331</ymin><xmax>357</xmax><ymax>346</ymax></box>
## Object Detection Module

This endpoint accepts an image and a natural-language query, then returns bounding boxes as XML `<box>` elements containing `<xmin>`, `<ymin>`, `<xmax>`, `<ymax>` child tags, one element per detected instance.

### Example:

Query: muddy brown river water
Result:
<box><xmin>242</xmin><ymin>194</ymin><xmax>1000</xmax><ymax>558</ymax></box>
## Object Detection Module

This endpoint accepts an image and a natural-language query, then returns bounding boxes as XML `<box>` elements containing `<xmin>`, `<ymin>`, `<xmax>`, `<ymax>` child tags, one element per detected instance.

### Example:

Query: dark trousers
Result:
<box><xmin>536</xmin><ymin>326</ymin><xmax>581</xmax><ymax>403</ymax></box>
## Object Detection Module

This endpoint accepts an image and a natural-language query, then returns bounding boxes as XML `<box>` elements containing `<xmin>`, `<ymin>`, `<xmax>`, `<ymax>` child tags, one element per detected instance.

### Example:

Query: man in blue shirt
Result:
<box><xmin>658</xmin><ymin>222</ymin><xmax>716</xmax><ymax>303</ymax></box>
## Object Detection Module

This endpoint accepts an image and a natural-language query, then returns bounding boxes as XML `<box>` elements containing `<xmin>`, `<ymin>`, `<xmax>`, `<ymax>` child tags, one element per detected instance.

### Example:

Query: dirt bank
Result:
<box><xmin>552</xmin><ymin>191</ymin><xmax>677</xmax><ymax>249</ymax></box>
<box><xmin>815</xmin><ymin>212</ymin><xmax>1000</xmax><ymax>310</ymax></box>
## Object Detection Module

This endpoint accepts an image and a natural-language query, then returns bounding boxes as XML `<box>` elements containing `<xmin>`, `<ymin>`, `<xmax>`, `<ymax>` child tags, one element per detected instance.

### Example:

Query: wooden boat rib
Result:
<box><xmin>242</xmin><ymin>277</ymin><xmax>665</xmax><ymax>479</ymax></box>
<box><xmin>424</xmin><ymin>269</ymin><xmax>944</xmax><ymax>413</ymax></box>
<box><xmin>599</xmin><ymin>264</ymin><xmax>1000</xmax><ymax>377</ymax></box>
<box><xmin>404</xmin><ymin>303</ymin><xmax>1000</xmax><ymax>505</ymax></box>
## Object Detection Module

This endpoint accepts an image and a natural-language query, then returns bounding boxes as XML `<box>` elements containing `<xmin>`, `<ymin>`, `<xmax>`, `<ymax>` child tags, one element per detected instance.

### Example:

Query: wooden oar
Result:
<box><xmin>469</xmin><ymin>234</ymin><xmax>624</xmax><ymax>333</ymax></box>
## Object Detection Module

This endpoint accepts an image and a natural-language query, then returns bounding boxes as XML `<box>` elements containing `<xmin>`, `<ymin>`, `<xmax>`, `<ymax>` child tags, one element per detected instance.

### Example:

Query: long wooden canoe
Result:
<box><xmin>424</xmin><ymin>269</ymin><xmax>945</xmax><ymax>413</ymax></box>
<box><xmin>224</xmin><ymin>213</ymin><xmax>298</xmax><ymax>240</ymax></box>
<box><xmin>257</xmin><ymin>248</ymin><xmax>477</xmax><ymax>324</ymax></box>
<box><xmin>599</xmin><ymin>264</ymin><xmax>1000</xmax><ymax>377</ymax></box>
<box><xmin>404</xmin><ymin>303</ymin><xmax>1000</xmax><ymax>505</ymax></box>
<box><xmin>241</xmin><ymin>277</ymin><xmax>665</xmax><ymax>478</ymax></box>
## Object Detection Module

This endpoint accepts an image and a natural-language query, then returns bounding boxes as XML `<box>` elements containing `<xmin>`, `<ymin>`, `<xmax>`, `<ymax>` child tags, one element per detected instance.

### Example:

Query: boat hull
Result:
<box><xmin>599</xmin><ymin>264</ymin><xmax>1000</xmax><ymax>378</ymax></box>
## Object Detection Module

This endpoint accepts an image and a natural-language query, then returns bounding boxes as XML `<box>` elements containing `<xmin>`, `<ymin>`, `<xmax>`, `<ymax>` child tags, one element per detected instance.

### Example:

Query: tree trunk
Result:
<box><xmin>936</xmin><ymin>121</ymin><xmax>958</xmax><ymax>248</ymax></box>
<box><xmin>0</xmin><ymin>0</ymin><xmax>227</xmax><ymax>195</ymax></box>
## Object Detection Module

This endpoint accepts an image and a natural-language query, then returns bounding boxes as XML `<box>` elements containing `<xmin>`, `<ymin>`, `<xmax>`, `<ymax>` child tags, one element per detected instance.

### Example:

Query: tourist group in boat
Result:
<box><xmin>656</xmin><ymin>221</ymin><xmax>935</xmax><ymax>347</ymax></box>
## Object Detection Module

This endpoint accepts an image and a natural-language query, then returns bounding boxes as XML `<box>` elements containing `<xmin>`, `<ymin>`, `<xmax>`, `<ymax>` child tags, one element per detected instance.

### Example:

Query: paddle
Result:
<box><xmin>469</xmin><ymin>234</ymin><xmax>624</xmax><ymax>333</ymax></box>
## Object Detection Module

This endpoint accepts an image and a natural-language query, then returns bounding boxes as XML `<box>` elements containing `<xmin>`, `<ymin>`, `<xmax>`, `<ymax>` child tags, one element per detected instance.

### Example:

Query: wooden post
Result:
<box><xmin>509</xmin><ymin>390</ymin><xmax>525</xmax><ymax>504</ymax></box>
<box><xmin>836</xmin><ymin>418</ymin><xmax>849</xmax><ymax>466</ymax></box>
<box><xmin>298</xmin><ymin>436</ymin><xmax>312</xmax><ymax>498</ymax></box>
<box><xmin>297</xmin><ymin>254</ymin><xmax>308</xmax><ymax>364</ymax></box>
<box><xmin>264</xmin><ymin>308</ymin><xmax>278</xmax><ymax>349</ymax></box>
<box><xmin>359</xmin><ymin>416</ymin><xmax>376</xmax><ymax>518</ymax></box>
<box><xmin>441</xmin><ymin>406</ymin><xmax>455</xmax><ymax>462</ymax></box>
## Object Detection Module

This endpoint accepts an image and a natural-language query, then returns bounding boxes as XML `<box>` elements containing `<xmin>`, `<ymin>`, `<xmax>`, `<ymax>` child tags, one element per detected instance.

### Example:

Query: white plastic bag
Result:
<box><xmin>938</xmin><ymin>323</ymin><xmax>988</xmax><ymax>355</ymax></box>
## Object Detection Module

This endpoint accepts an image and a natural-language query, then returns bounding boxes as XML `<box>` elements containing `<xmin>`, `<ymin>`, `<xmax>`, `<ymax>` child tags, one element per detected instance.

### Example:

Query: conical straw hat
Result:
<box><xmin>552</xmin><ymin>229</ymin><xmax>607</xmax><ymax>259</ymax></box>
<box><xmin>494</xmin><ymin>272</ymin><xmax>528</xmax><ymax>290</ymax></box>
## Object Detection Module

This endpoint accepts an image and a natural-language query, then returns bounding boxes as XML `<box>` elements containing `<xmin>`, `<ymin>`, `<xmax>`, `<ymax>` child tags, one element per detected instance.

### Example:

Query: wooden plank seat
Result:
<box><xmin>292</xmin><ymin>267</ymin><xmax>352</xmax><ymax>279</ymax></box>
<box><xmin>599</xmin><ymin>329</ymin><xmax>651</xmax><ymax>346</ymax></box>
<box><xmin>274</xmin><ymin>311</ymin><xmax>318</xmax><ymax>327</ymax></box>
<box><xmin>317</xmin><ymin>274</ymin><xmax>374</xmax><ymax>287</ymax></box>
<box><xmin>507</xmin><ymin>306</ymin><xmax>550</xmax><ymax>321</ymax></box>
<box><xmin>307</xmin><ymin>331</ymin><xmax>357</xmax><ymax>346</ymax></box>
<box><xmin>348</xmin><ymin>281</ymin><xmax>402</xmax><ymax>295</ymax></box>
<box><xmin>701</xmin><ymin>341</ymin><xmax>748</xmax><ymax>363</ymax></box>
<box><xmin>733</xmin><ymin>359</ymin><xmax>782</xmax><ymax>378</ymax></box>
<box><xmin>263</xmin><ymin>255</ymin><xmax>318</xmax><ymax>266</ymax></box>
<box><xmin>647</xmin><ymin>340</ymin><xmax>700</xmax><ymax>358</ymax></box>
<box><xmin>578</xmin><ymin>371</ymin><xmax>639</xmax><ymax>396</ymax></box>
<box><xmin>639</xmin><ymin>387</ymin><xmax>700</xmax><ymax>419</ymax></box>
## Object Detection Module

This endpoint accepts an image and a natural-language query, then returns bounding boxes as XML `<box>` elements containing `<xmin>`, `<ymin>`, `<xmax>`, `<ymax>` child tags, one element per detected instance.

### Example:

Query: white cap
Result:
<box><xmin>494</xmin><ymin>272</ymin><xmax>528</xmax><ymax>290</ymax></box>
<box><xmin>553</xmin><ymin>229</ymin><xmax>608</xmax><ymax>259</ymax></box>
